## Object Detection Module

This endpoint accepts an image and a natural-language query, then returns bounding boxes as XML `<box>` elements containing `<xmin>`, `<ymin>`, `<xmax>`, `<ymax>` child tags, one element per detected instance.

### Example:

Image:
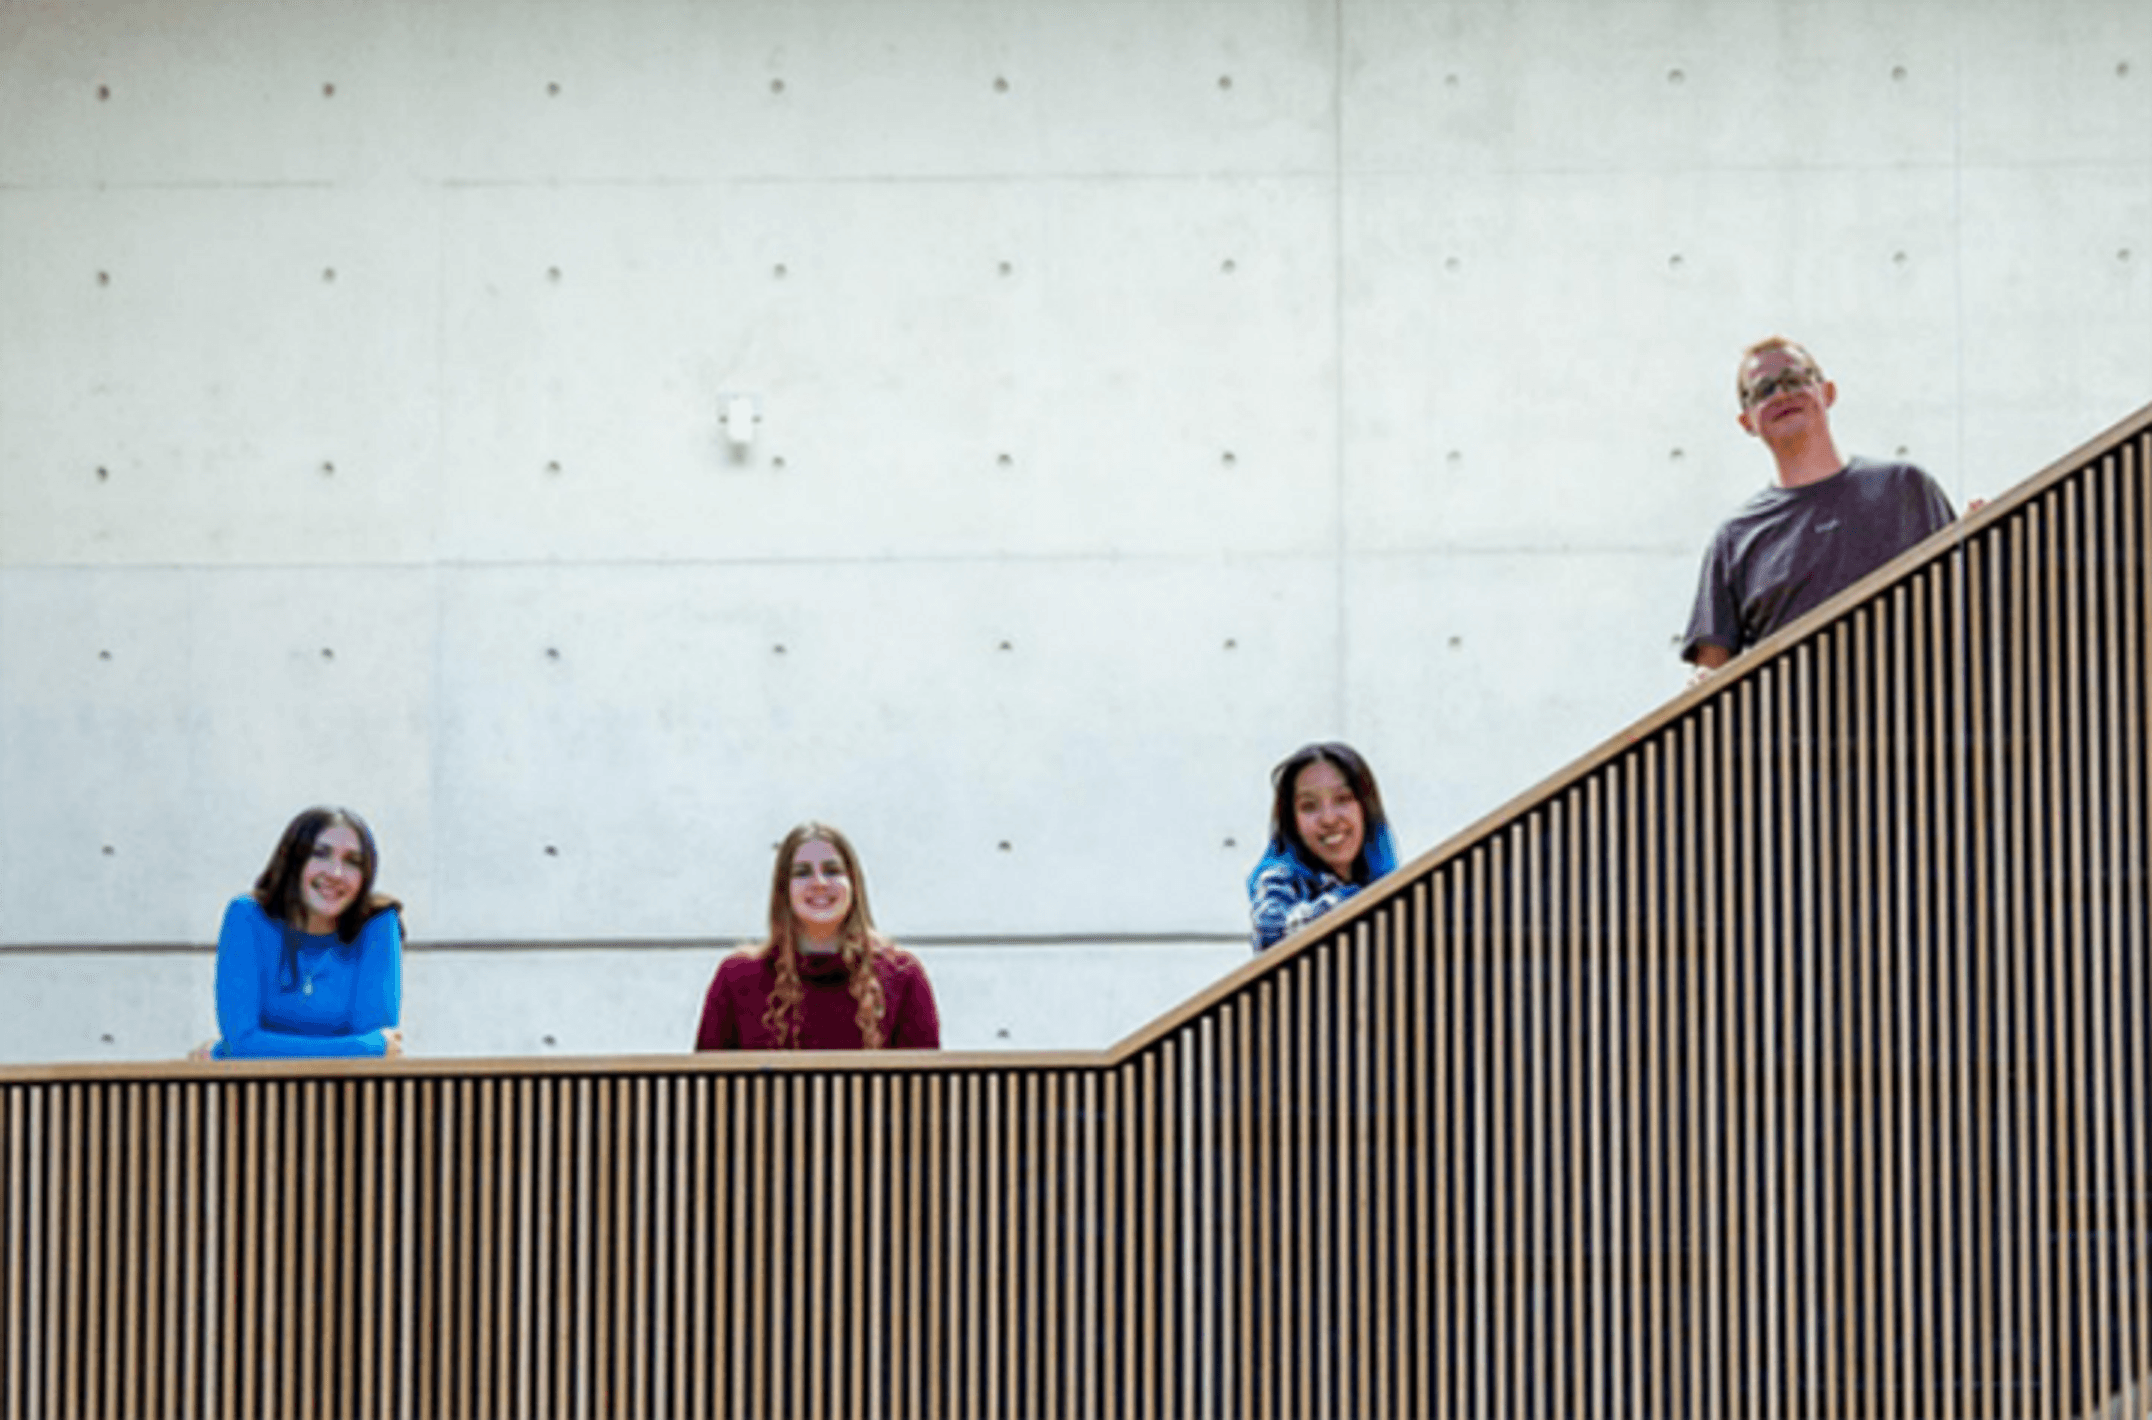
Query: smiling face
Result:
<box><xmin>298</xmin><ymin>823</ymin><xmax>367</xmax><ymax>934</ymax></box>
<box><xmin>786</xmin><ymin>838</ymin><xmax>854</xmax><ymax>946</ymax></box>
<box><xmin>1736</xmin><ymin>345</ymin><xmax>1834</xmax><ymax>442</ymax></box>
<box><xmin>1291</xmin><ymin>757</ymin><xmax>1365</xmax><ymax>880</ymax></box>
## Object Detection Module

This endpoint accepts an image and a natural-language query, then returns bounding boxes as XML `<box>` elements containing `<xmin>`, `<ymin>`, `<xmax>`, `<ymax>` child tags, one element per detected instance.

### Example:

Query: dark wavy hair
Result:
<box><xmin>756</xmin><ymin>822</ymin><xmax>894</xmax><ymax>1048</ymax></box>
<box><xmin>1267</xmin><ymin>742</ymin><xmax>1390</xmax><ymax>884</ymax></box>
<box><xmin>251</xmin><ymin>805</ymin><xmax>399</xmax><ymax>943</ymax></box>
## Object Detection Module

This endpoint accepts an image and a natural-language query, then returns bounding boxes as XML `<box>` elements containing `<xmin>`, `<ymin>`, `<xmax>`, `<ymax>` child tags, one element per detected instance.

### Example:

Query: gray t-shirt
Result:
<box><xmin>1682</xmin><ymin>456</ymin><xmax>1955</xmax><ymax>662</ymax></box>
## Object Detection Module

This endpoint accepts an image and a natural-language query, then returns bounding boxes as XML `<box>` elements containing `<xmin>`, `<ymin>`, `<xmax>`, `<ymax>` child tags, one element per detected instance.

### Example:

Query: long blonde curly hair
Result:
<box><xmin>757</xmin><ymin>822</ymin><xmax>891</xmax><ymax>1048</ymax></box>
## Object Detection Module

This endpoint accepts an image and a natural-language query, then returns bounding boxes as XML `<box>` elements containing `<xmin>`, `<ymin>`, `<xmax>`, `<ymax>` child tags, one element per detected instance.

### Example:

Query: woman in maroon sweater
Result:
<box><xmin>694</xmin><ymin>822</ymin><xmax>941</xmax><ymax>1051</ymax></box>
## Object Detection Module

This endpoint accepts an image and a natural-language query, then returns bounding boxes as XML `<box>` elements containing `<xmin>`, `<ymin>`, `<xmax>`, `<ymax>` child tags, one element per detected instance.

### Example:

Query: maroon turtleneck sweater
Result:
<box><xmin>693</xmin><ymin>943</ymin><xmax>941</xmax><ymax>1050</ymax></box>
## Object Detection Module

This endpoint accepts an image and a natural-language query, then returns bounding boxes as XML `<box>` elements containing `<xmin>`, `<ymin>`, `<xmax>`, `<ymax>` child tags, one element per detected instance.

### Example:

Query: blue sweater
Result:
<box><xmin>211</xmin><ymin>896</ymin><xmax>402</xmax><ymax>1058</ymax></box>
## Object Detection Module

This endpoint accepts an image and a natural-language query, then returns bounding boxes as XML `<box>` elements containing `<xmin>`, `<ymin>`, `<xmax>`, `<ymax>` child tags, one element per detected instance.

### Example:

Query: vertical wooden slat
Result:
<box><xmin>2092</xmin><ymin>458</ymin><xmax>2127</xmax><ymax>1419</ymax></box>
<box><xmin>1620</xmin><ymin>755</ymin><xmax>1644</xmax><ymax>1420</ymax></box>
<box><xmin>804</xmin><ymin>1074</ymin><xmax>826</xmax><ymax>1420</ymax></box>
<box><xmin>533</xmin><ymin>1077</ymin><xmax>557</xmax><ymax>1420</ymax></box>
<box><xmin>663</xmin><ymin>1078</ymin><xmax>682</xmax><ymax>1420</ymax></box>
<box><xmin>143</xmin><ymin>1084</ymin><xmax>170</xmax><ymax>1420</ymax></box>
<box><xmin>410</xmin><ymin>1079</ymin><xmax>435</xmax><ymax>1420</ymax></box>
<box><xmin>70</xmin><ymin>1086</ymin><xmax>95</xmax><ymax>1420</ymax></box>
<box><xmin>735</xmin><ymin>1077</ymin><xmax>755</xmax><ymax>1420</ymax></box>
<box><xmin>37</xmin><ymin>1088</ymin><xmax>56</xmax><ymax>1420</ymax></box>
<box><xmin>1252</xmin><ymin>980</ymin><xmax>1271</xmax><ymax>1420</ymax></box>
<box><xmin>1948</xmin><ymin>554</ymin><xmax>1971</xmax><ymax>1416</ymax></box>
<box><xmin>1962</xmin><ymin>527</ymin><xmax>2000</xmax><ymax>1418</ymax></box>
<box><xmin>1292</xmin><ymin>957</ymin><xmax>1312</xmax><ymax>1419</ymax></box>
<box><xmin>1694</xmin><ymin>705</ymin><xmax>1724</xmax><ymax>1420</ymax></box>
<box><xmin>1581</xmin><ymin>777</ymin><xmax>1606</xmax><ymax>1420</ymax></box>
<box><xmin>348</xmin><ymin>1083</ymin><xmax>372</xmax><ymax>1420</ymax></box>
<box><xmin>844</xmin><ymin>1073</ymin><xmax>865</xmax><ymax>1420</ymax></box>
<box><xmin>1419</xmin><ymin>879</ymin><xmax>1440</xmax><ymax>1420</ymax></box>
<box><xmin>300</xmin><ymin>1083</ymin><xmax>323</xmax><ymax>1420</ymax></box>
<box><xmin>225</xmin><ymin>1081</ymin><xmax>250</xmax><ymax>1420</ymax></box>
<box><xmin>1139</xmin><ymin>1049</ymin><xmax>1158</xmax><ymax>1420</ymax></box>
<box><xmin>2004</xmin><ymin>510</ymin><xmax>2034</xmax><ymax>1420</ymax></box>
<box><xmin>1642</xmin><ymin>744</ymin><xmax>1671</xmax><ymax>1420</ymax></box>
<box><xmin>2123</xmin><ymin>438</ymin><xmax>2150</xmax><ymax>1416</ymax></box>
<box><xmin>1468</xmin><ymin>845</ymin><xmax>1496</xmax><ymax>1420</ymax></box>
<box><xmin>1791</xmin><ymin>645</ymin><xmax>1820</xmax><ymax>1414</ymax></box>
<box><xmin>1577</xmin><ymin>788</ymin><xmax>1599</xmax><ymax>1420</ymax></box>
<box><xmin>976</xmin><ymin>1072</ymin><xmax>994</xmax><ymax>1420</ymax></box>
<box><xmin>503</xmin><ymin>1079</ymin><xmax>525</xmax><ymax>1420</ymax></box>
<box><xmin>901</xmin><ymin>1073</ymin><xmax>922</xmax><ymax>1420</ymax></box>
<box><xmin>770</xmin><ymin>1071</ymin><xmax>786</xmax><ymax>1420</ymax></box>
<box><xmin>569</xmin><ymin>1077</ymin><xmax>591</xmax><ymax>1420</ymax></box>
<box><xmin>690</xmin><ymin>1076</ymin><xmax>710</xmax><ymax>1420</ymax></box>
<box><xmin>108</xmin><ymin>1083</ymin><xmax>137</xmax><ymax>1420</ymax></box>
<box><xmin>928</xmin><ymin>1073</ymin><xmax>947</xmax><ymax>1420</ymax></box>
<box><xmin>1307</xmin><ymin>960</ymin><xmax>1329</xmax><ymax>1420</ymax></box>
<box><xmin>3</xmin><ymin>1089</ymin><xmax>19</xmax><ymax>1420</ymax></box>
<box><xmin>617</xmin><ymin>1079</ymin><xmax>640</xmax><ymax>1420</ymax></box>
<box><xmin>324</xmin><ymin>1082</ymin><xmax>349</xmax><ymax>1420</ymax></box>
<box><xmin>2035</xmin><ymin>495</ymin><xmax>2061</xmax><ymax>1420</ymax></box>
<box><xmin>1018</xmin><ymin>1071</ymin><xmax>1038</xmax><ymax>1420</ymax></box>
<box><xmin>861</xmin><ymin>1073</ymin><xmax>881</xmax><ymax>1420</ymax></box>
<box><xmin>1078</xmin><ymin>1067</ymin><xmax>1097</xmax><ymax>1420</ymax></box>
<box><xmin>1370</xmin><ymin>912</ymin><xmax>1393</xmax><ymax>1420</ymax></box>
<box><xmin>1728</xmin><ymin>676</ymin><xmax>1759</xmax><ymax>1416</ymax></box>
<box><xmin>1119</xmin><ymin>1059</ymin><xmax>1139</xmax><ymax>1420</ymax></box>
<box><xmin>447</xmin><ymin>1079</ymin><xmax>471</xmax><ymax>1420</ymax></box>
<box><xmin>1678</xmin><ymin>713</ymin><xmax>1709</xmax><ymax>1420</ymax></box>
<box><xmin>1522</xmin><ymin>817</ymin><xmax>1550</xmax><ymax>1420</ymax></box>
<box><xmin>2052</xmin><ymin>484</ymin><xmax>2083</xmax><ymax>1418</ymax></box>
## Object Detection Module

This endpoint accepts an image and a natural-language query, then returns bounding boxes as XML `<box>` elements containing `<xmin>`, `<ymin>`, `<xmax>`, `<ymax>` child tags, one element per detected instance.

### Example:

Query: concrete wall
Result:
<box><xmin>3</xmin><ymin>0</ymin><xmax>2147</xmax><ymax>1059</ymax></box>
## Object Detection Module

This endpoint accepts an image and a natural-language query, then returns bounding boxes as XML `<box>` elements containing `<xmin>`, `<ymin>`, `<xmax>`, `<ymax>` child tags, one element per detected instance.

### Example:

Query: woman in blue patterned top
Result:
<box><xmin>202</xmin><ymin>806</ymin><xmax>404</xmax><ymax>1059</ymax></box>
<box><xmin>1247</xmin><ymin>742</ymin><xmax>1398</xmax><ymax>952</ymax></box>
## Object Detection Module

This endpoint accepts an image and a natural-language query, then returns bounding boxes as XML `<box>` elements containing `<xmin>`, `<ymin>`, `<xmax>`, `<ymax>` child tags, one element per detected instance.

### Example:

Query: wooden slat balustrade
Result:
<box><xmin>4</xmin><ymin>404</ymin><xmax>2148</xmax><ymax>1417</ymax></box>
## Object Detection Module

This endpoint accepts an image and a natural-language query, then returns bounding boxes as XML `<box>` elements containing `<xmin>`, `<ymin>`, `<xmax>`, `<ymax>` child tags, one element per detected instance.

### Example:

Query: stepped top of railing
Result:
<box><xmin>7</xmin><ymin>396</ymin><xmax>2148</xmax><ymax>1088</ymax></box>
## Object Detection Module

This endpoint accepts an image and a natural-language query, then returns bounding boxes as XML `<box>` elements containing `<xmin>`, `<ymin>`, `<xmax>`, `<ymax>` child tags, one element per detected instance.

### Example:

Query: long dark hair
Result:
<box><xmin>252</xmin><ymin>805</ymin><xmax>398</xmax><ymax>951</ymax></box>
<box><xmin>1267</xmin><ymin>742</ymin><xmax>1390</xmax><ymax>884</ymax></box>
<box><xmin>756</xmin><ymin>822</ymin><xmax>893</xmax><ymax>1048</ymax></box>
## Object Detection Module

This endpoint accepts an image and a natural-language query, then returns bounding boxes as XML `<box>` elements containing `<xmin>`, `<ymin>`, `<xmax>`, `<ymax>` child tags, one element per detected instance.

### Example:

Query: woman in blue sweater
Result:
<box><xmin>1247</xmin><ymin>742</ymin><xmax>1398</xmax><ymax>952</ymax></box>
<box><xmin>205</xmin><ymin>806</ymin><xmax>403</xmax><ymax>1059</ymax></box>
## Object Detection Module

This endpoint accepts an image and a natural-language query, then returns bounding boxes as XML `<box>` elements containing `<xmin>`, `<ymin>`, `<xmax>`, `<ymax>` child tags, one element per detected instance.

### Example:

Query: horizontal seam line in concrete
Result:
<box><xmin>11</xmin><ymin>160</ymin><xmax>2095</xmax><ymax>196</ymax></box>
<box><xmin>0</xmin><ymin>544</ymin><xmax>1704</xmax><ymax>574</ymax></box>
<box><xmin>0</xmin><ymin>933</ymin><xmax>1251</xmax><ymax>955</ymax></box>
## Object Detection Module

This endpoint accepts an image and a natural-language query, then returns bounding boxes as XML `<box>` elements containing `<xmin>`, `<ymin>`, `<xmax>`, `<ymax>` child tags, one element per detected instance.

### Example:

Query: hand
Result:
<box><xmin>381</xmin><ymin>1028</ymin><xmax>405</xmax><ymax>1058</ymax></box>
<box><xmin>1686</xmin><ymin>643</ymin><xmax>1733</xmax><ymax>687</ymax></box>
<box><xmin>186</xmin><ymin>1040</ymin><xmax>217</xmax><ymax>1062</ymax></box>
<box><xmin>1966</xmin><ymin>496</ymin><xmax>1987</xmax><ymax>514</ymax></box>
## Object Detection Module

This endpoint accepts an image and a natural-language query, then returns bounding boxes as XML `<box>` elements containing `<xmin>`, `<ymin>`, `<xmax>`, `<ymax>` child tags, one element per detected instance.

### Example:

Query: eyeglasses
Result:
<box><xmin>1741</xmin><ymin>365</ymin><xmax>1821</xmax><ymax>409</ymax></box>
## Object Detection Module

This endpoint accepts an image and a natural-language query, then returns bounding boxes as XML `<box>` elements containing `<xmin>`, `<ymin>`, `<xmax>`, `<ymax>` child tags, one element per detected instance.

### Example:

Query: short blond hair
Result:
<box><xmin>1736</xmin><ymin>336</ymin><xmax>1824</xmax><ymax>406</ymax></box>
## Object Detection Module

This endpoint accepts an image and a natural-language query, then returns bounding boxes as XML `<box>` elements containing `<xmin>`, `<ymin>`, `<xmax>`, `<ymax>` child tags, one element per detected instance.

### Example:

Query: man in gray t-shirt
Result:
<box><xmin>1681</xmin><ymin>337</ymin><xmax>1956</xmax><ymax>673</ymax></box>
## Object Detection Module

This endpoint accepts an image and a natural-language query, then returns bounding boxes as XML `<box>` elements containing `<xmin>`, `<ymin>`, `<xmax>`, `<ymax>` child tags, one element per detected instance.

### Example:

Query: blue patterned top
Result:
<box><xmin>1246</xmin><ymin>823</ymin><xmax>1398</xmax><ymax>952</ymax></box>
